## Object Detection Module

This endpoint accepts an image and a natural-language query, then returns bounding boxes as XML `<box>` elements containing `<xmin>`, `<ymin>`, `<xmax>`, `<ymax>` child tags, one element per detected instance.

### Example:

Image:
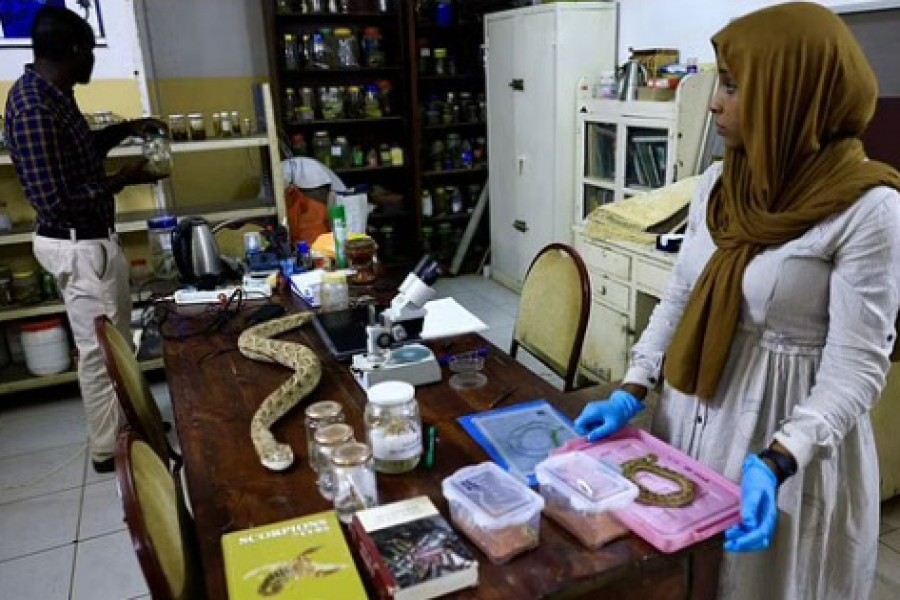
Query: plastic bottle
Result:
<box><xmin>329</xmin><ymin>204</ymin><xmax>349</xmax><ymax>268</ymax></box>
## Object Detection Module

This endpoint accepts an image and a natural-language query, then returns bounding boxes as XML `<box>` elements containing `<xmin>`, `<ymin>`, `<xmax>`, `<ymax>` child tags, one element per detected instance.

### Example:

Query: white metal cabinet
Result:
<box><xmin>486</xmin><ymin>2</ymin><xmax>617</xmax><ymax>289</ymax></box>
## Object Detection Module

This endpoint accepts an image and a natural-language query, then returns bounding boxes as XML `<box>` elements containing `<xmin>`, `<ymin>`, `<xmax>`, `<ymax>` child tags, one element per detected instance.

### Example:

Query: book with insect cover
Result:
<box><xmin>350</xmin><ymin>495</ymin><xmax>479</xmax><ymax>600</ymax></box>
<box><xmin>221</xmin><ymin>509</ymin><xmax>367</xmax><ymax>600</ymax></box>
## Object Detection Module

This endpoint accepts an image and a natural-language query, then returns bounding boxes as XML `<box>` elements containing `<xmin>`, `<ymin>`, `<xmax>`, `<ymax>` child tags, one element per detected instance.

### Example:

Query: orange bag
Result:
<box><xmin>285</xmin><ymin>185</ymin><xmax>330</xmax><ymax>246</ymax></box>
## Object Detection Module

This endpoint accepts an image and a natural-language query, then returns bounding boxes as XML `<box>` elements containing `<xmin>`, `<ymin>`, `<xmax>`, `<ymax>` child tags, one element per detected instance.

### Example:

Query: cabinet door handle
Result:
<box><xmin>599</xmin><ymin>284</ymin><xmax>607</xmax><ymax>295</ymax></box>
<box><xmin>513</xmin><ymin>220</ymin><xmax>528</xmax><ymax>232</ymax></box>
<box><xmin>509</xmin><ymin>78</ymin><xmax>524</xmax><ymax>91</ymax></box>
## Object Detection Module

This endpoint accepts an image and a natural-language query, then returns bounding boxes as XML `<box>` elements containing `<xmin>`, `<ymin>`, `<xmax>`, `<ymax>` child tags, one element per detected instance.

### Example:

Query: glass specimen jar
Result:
<box><xmin>364</xmin><ymin>381</ymin><xmax>422</xmax><ymax>474</ymax></box>
<box><xmin>332</xmin><ymin>441</ymin><xmax>379</xmax><ymax>524</ymax></box>
<box><xmin>187</xmin><ymin>113</ymin><xmax>206</xmax><ymax>140</ymax></box>
<box><xmin>313</xmin><ymin>423</ymin><xmax>355</xmax><ymax>500</ymax></box>
<box><xmin>304</xmin><ymin>400</ymin><xmax>346</xmax><ymax>471</ymax></box>
<box><xmin>142</xmin><ymin>131</ymin><xmax>172</xmax><ymax>177</ymax></box>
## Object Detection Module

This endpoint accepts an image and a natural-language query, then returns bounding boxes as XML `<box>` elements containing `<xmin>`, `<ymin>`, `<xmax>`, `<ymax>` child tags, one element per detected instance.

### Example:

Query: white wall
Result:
<box><xmin>0</xmin><ymin>0</ymin><xmax>143</xmax><ymax>81</ymax></box>
<box><xmin>137</xmin><ymin>0</ymin><xmax>267</xmax><ymax>79</ymax></box>
<box><xmin>618</xmin><ymin>0</ymin><xmax>887</xmax><ymax>64</ymax></box>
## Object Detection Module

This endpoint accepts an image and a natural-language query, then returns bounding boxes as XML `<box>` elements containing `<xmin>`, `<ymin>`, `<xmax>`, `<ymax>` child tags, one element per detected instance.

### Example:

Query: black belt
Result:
<box><xmin>36</xmin><ymin>224</ymin><xmax>115</xmax><ymax>241</ymax></box>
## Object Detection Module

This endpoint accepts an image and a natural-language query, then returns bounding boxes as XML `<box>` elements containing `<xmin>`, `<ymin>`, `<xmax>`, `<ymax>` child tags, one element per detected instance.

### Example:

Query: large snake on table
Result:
<box><xmin>238</xmin><ymin>313</ymin><xmax>322</xmax><ymax>471</ymax></box>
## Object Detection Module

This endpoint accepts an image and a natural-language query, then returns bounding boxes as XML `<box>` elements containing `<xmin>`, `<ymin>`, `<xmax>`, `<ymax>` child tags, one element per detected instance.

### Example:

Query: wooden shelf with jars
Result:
<box><xmin>264</xmin><ymin>0</ymin><xmax>420</xmax><ymax>261</ymax></box>
<box><xmin>409</xmin><ymin>1</ymin><xmax>513</xmax><ymax>274</ymax></box>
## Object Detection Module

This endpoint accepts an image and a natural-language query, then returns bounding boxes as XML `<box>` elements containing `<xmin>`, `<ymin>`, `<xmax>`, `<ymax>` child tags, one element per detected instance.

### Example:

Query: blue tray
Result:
<box><xmin>458</xmin><ymin>400</ymin><xmax>580</xmax><ymax>487</ymax></box>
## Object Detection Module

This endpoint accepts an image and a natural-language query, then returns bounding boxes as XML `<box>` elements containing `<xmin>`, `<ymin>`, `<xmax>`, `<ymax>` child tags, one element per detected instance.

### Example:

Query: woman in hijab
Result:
<box><xmin>574</xmin><ymin>3</ymin><xmax>900</xmax><ymax>599</ymax></box>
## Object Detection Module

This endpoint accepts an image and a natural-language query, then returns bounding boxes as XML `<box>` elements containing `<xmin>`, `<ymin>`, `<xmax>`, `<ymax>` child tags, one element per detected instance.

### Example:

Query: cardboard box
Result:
<box><xmin>636</xmin><ymin>87</ymin><xmax>676</xmax><ymax>102</ymax></box>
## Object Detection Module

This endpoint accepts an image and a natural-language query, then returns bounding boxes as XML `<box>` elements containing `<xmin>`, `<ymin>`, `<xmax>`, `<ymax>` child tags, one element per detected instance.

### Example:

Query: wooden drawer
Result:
<box><xmin>578</xmin><ymin>240</ymin><xmax>632</xmax><ymax>280</ymax></box>
<box><xmin>633</xmin><ymin>259</ymin><xmax>673</xmax><ymax>298</ymax></box>
<box><xmin>590</xmin><ymin>273</ymin><xmax>630</xmax><ymax>312</ymax></box>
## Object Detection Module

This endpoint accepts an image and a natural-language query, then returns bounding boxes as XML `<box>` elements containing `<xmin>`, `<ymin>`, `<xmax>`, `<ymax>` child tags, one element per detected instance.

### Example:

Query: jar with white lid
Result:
<box><xmin>304</xmin><ymin>400</ymin><xmax>346</xmax><ymax>471</ymax></box>
<box><xmin>146</xmin><ymin>215</ymin><xmax>178</xmax><ymax>280</ymax></box>
<box><xmin>332</xmin><ymin>441</ymin><xmax>379</xmax><ymax>524</ymax></box>
<box><xmin>313</xmin><ymin>423</ymin><xmax>355</xmax><ymax>500</ymax></box>
<box><xmin>320</xmin><ymin>271</ymin><xmax>349</xmax><ymax>312</ymax></box>
<box><xmin>364</xmin><ymin>380</ymin><xmax>422</xmax><ymax>473</ymax></box>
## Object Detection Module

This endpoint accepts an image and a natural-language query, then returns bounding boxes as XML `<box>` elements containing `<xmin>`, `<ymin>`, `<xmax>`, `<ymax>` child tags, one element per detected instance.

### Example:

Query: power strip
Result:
<box><xmin>173</xmin><ymin>286</ymin><xmax>271</xmax><ymax>305</ymax></box>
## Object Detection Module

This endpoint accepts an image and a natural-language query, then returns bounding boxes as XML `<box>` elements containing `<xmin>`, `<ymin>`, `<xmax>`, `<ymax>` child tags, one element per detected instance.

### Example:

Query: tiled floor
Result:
<box><xmin>0</xmin><ymin>274</ymin><xmax>898</xmax><ymax>599</ymax></box>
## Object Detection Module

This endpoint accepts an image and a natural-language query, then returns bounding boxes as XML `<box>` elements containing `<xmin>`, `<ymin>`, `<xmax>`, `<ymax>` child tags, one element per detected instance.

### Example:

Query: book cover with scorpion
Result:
<box><xmin>221</xmin><ymin>509</ymin><xmax>367</xmax><ymax>599</ymax></box>
<box><xmin>351</xmin><ymin>496</ymin><xmax>479</xmax><ymax>600</ymax></box>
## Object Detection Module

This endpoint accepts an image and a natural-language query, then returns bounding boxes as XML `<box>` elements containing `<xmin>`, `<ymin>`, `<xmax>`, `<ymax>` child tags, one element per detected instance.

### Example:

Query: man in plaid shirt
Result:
<box><xmin>4</xmin><ymin>7</ymin><xmax>168</xmax><ymax>473</ymax></box>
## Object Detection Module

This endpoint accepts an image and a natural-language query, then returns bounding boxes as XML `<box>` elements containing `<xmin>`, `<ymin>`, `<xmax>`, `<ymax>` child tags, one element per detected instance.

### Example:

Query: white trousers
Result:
<box><xmin>33</xmin><ymin>234</ymin><xmax>132</xmax><ymax>462</ymax></box>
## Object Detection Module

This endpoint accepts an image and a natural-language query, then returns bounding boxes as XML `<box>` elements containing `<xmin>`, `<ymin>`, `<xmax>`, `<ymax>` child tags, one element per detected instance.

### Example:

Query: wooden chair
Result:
<box><xmin>115</xmin><ymin>430</ymin><xmax>206</xmax><ymax>600</ymax></box>
<box><xmin>95</xmin><ymin>315</ymin><xmax>181</xmax><ymax>472</ymax></box>
<box><xmin>510</xmin><ymin>243</ymin><xmax>591</xmax><ymax>392</ymax></box>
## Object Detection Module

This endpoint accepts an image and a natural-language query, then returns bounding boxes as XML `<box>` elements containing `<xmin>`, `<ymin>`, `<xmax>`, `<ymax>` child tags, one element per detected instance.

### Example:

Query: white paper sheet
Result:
<box><xmin>420</xmin><ymin>297</ymin><xmax>488</xmax><ymax>340</ymax></box>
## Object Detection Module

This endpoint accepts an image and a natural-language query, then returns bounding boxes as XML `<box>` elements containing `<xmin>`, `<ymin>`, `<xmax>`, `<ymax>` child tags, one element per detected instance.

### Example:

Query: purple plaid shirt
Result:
<box><xmin>4</xmin><ymin>66</ymin><xmax>121</xmax><ymax>231</ymax></box>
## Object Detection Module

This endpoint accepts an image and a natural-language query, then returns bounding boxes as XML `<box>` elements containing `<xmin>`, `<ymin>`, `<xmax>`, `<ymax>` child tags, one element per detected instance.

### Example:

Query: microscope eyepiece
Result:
<box><xmin>413</xmin><ymin>254</ymin><xmax>442</xmax><ymax>286</ymax></box>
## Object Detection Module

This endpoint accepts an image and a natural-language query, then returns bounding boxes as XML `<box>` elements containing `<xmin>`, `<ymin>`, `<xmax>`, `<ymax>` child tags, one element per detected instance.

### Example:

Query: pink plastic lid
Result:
<box><xmin>556</xmin><ymin>427</ymin><xmax>740</xmax><ymax>553</ymax></box>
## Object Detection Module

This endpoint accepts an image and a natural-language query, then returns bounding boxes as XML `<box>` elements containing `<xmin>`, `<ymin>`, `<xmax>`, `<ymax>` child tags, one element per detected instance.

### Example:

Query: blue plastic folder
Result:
<box><xmin>458</xmin><ymin>400</ymin><xmax>580</xmax><ymax>487</ymax></box>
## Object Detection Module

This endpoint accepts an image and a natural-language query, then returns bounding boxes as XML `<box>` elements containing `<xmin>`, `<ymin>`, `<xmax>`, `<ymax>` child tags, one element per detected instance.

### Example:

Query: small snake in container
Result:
<box><xmin>621</xmin><ymin>454</ymin><xmax>697</xmax><ymax>508</ymax></box>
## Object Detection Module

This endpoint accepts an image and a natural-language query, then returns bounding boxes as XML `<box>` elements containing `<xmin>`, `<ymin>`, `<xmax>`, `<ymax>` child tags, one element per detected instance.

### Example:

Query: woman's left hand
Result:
<box><xmin>724</xmin><ymin>454</ymin><xmax>779</xmax><ymax>553</ymax></box>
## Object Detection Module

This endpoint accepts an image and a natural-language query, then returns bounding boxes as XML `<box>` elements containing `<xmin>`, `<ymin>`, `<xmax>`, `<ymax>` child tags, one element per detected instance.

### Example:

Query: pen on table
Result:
<box><xmin>488</xmin><ymin>385</ymin><xmax>517</xmax><ymax>409</ymax></box>
<box><xmin>424</xmin><ymin>424</ymin><xmax>439</xmax><ymax>469</ymax></box>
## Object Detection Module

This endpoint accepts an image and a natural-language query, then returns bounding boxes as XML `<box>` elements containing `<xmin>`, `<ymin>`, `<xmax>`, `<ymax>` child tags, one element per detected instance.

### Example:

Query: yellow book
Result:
<box><xmin>221</xmin><ymin>510</ymin><xmax>367</xmax><ymax>600</ymax></box>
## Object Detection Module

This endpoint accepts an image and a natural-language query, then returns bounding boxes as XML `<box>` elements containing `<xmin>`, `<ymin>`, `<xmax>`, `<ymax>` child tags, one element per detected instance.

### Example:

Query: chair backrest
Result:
<box><xmin>116</xmin><ymin>431</ymin><xmax>205</xmax><ymax>600</ymax></box>
<box><xmin>511</xmin><ymin>243</ymin><xmax>591</xmax><ymax>392</ymax></box>
<box><xmin>95</xmin><ymin>315</ymin><xmax>181</xmax><ymax>471</ymax></box>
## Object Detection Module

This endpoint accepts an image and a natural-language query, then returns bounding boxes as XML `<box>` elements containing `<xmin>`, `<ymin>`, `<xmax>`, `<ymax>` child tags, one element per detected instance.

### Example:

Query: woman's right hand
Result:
<box><xmin>574</xmin><ymin>390</ymin><xmax>644</xmax><ymax>442</ymax></box>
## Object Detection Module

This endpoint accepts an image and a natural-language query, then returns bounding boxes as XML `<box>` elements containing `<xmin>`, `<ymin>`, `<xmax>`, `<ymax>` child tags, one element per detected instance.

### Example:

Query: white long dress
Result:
<box><xmin>623</xmin><ymin>163</ymin><xmax>900</xmax><ymax>600</ymax></box>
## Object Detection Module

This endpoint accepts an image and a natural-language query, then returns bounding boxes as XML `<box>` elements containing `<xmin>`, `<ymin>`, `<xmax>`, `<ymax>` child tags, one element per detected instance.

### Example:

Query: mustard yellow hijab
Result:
<box><xmin>664</xmin><ymin>2</ymin><xmax>900</xmax><ymax>400</ymax></box>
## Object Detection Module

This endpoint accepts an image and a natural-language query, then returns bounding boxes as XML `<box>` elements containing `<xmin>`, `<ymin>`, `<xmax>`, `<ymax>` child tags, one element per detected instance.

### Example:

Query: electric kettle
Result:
<box><xmin>618</xmin><ymin>59</ymin><xmax>649</xmax><ymax>101</ymax></box>
<box><xmin>171</xmin><ymin>216</ymin><xmax>223</xmax><ymax>289</ymax></box>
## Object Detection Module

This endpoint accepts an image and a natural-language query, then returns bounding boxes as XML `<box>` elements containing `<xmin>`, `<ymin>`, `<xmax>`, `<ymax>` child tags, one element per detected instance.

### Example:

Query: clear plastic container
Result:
<box><xmin>442</xmin><ymin>462</ymin><xmax>544</xmax><ymax>564</ymax></box>
<box><xmin>365</xmin><ymin>381</ymin><xmax>422</xmax><ymax>473</ymax></box>
<box><xmin>448</xmin><ymin>351</ymin><xmax>487</xmax><ymax>390</ymax></box>
<box><xmin>535</xmin><ymin>452</ymin><xmax>637</xmax><ymax>549</ymax></box>
<box><xmin>146</xmin><ymin>215</ymin><xmax>178</xmax><ymax>280</ymax></box>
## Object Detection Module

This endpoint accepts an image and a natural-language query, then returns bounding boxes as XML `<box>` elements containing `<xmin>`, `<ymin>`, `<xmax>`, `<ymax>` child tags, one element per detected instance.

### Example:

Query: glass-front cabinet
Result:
<box><xmin>574</xmin><ymin>71</ymin><xmax>717</xmax><ymax>222</ymax></box>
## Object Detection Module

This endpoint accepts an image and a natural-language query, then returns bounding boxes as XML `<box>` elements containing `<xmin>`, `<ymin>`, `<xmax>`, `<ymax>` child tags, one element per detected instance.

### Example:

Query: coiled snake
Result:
<box><xmin>238</xmin><ymin>312</ymin><xmax>322</xmax><ymax>471</ymax></box>
<box><xmin>621</xmin><ymin>454</ymin><xmax>697</xmax><ymax>508</ymax></box>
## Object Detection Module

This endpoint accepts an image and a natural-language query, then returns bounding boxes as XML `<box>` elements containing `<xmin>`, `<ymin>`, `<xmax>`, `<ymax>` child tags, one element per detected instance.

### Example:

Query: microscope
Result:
<box><xmin>351</xmin><ymin>256</ymin><xmax>443</xmax><ymax>389</ymax></box>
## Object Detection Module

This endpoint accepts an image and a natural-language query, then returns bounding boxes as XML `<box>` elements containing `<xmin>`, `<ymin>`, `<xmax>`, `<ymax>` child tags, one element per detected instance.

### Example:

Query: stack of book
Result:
<box><xmin>351</xmin><ymin>496</ymin><xmax>479</xmax><ymax>600</ymax></box>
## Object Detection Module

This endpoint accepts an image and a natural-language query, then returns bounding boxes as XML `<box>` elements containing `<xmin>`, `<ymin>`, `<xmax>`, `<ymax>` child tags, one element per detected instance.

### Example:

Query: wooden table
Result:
<box><xmin>161</xmin><ymin>292</ymin><xmax>721</xmax><ymax>600</ymax></box>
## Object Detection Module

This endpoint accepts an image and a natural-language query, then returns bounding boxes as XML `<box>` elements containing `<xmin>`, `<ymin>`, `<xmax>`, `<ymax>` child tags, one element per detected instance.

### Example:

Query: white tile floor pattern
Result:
<box><xmin>0</xmin><ymin>274</ymin><xmax>897</xmax><ymax>600</ymax></box>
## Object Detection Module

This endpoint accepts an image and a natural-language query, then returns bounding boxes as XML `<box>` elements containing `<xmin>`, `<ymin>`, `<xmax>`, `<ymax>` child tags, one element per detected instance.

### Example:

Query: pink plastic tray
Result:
<box><xmin>556</xmin><ymin>427</ymin><xmax>740</xmax><ymax>553</ymax></box>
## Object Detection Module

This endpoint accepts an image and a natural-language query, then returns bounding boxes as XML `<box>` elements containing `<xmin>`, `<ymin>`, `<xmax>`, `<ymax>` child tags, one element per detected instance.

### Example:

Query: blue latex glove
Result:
<box><xmin>724</xmin><ymin>454</ymin><xmax>779</xmax><ymax>553</ymax></box>
<box><xmin>573</xmin><ymin>390</ymin><xmax>644</xmax><ymax>442</ymax></box>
